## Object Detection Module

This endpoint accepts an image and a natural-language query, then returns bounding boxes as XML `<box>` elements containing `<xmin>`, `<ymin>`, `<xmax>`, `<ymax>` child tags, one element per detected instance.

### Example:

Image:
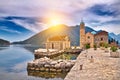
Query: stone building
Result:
<box><xmin>46</xmin><ymin>35</ymin><xmax>70</xmax><ymax>50</ymax></box>
<box><xmin>94</xmin><ymin>31</ymin><xmax>108</xmax><ymax>47</ymax></box>
<box><xmin>80</xmin><ymin>21</ymin><xmax>108</xmax><ymax>48</ymax></box>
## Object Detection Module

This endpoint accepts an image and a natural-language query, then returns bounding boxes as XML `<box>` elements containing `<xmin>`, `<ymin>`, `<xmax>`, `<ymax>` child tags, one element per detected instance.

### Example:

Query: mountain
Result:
<box><xmin>109</xmin><ymin>33</ymin><xmax>120</xmax><ymax>43</ymax></box>
<box><xmin>12</xmin><ymin>24</ymin><xmax>95</xmax><ymax>47</ymax></box>
<box><xmin>0</xmin><ymin>38</ymin><xmax>10</xmax><ymax>46</ymax></box>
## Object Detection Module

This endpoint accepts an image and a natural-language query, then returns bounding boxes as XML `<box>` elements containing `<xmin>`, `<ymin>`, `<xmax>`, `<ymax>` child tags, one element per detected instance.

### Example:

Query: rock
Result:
<box><xmin>55</xmin><ymin>63</ymin><xmax>60</xmax><ymax>69</ymax></box>
<box><xmin>44</xmin><ymin>57</ymin><xmax>50</xmax><ymax>60</ymax></box>
<box><xmin>71</xmin><ymin>60</ymin><xmax>76</xmax><ymax>63</ymax></box>
<box><xmin>38</xmin><ymin>61</ymin><xmax>46</xmax><ymax>66</ymax></box>
<box><xmin>50</xmin><ymin>68</ymin><xmax>56</xmax><ymax>72</ymax></box>
<box><xmin>50</xmin><ymin>61</ymin><xmax>58</xmax><ymax>65</ymax></box>
<box><xmin>65</xmin><ymin>69</ymin><xmax>70</xmax><ymax>72</ymax></box>
<box><xmin>57</xmin><ymin>69</ymin><xmax>62</xmax><ymax>72</ymax></box>
<box><xmin>51</xmin><ymin>64</ymin><xmax>55</xmax><ymax>68</ymax></box>
<box><xmin>44</xmin><ymin>64</ymin><xmax>50</xmax><ymax>68</ymax></box>
<box><xmin>27</xmin><ymin>57</ymin><xmax>76</xmax><ymax>72</ymax></box>
<box><xmin>45</xmin><ymin>68</ymin><xmax>49</xmax><ymax>72</ymax></box>
<box><xmin>30</xmin><ymin>68</ymin><xmax>35</xmax><ymax>70</ymax></box>
<box><xmin>66</xmin><ymin>62</ymin><xmax>72</xmax><ymax>68</ymax></box>
<box><xmin>60</xmin><ymin>62</ymin><xmax>66</xmax><ymax>69</ymax></box>
<box><xmin>40</xmin><ymin>67</ymin><xmax>45</xmax><ymax>71</ymax></box>
<box><xmin>35</xmin><ymin>68</ymin><xmax>40</xmax><ymax>71</ymax></box>
<box><xmin>28</xmin><ymin>63</ymin><xmax>33</xmax><ymax>67</ymax></box>
<box><xmin>58</xmin><ymin>59</ymin><xmax>63</xmax><ymax>63</ymax></box>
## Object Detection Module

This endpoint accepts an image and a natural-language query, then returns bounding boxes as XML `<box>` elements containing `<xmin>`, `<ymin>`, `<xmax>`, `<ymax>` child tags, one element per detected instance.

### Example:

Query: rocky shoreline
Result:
<box><xmin>27</xmin><ymin>57</ymin><xmax>76</xmax><ymax>72</ymax></box>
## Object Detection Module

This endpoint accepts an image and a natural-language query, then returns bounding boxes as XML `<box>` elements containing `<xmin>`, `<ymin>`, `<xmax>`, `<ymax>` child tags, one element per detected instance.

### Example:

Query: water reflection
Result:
<box><xmin>0</xmin><ymin>47</ymin><xmax>9</xmax><ymax>51</ymax></box>
<box><xmin>0</xmin><ymin>45</ymin><xmax>65</xmax><ymax>80</ymax></box>
<box><xmin>28</xmin><ymin>71</ymin><xmax>67</xmax><ymax>79</ymax></box>
<box><xmin>53</xmin><ymin>53</ymin><xmax>78</xmax><ymax>60</ymax></box>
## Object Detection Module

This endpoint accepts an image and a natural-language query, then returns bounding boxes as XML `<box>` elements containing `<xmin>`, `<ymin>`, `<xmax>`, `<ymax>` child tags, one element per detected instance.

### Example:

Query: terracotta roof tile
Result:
<box><xmin>48</xmin><ymin>35</ymin><xmax>68</xmax><ymax>41</ymax></box>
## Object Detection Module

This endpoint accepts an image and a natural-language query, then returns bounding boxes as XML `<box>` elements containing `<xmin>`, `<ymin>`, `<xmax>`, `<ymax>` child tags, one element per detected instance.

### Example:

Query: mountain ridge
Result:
<box><xmin>11</xmin><ymin>24</ymin><xmax>120</xmax><ymax>47</ymax></box>
<box><xmin>0</xmin><ymin>38</ymin><xmax>10</xmax><ymax>46</ymax></box>
<box><xmin>12</xmin><ymin>24</ymin><xmax>95</xmax><ymax>47</ymax></box>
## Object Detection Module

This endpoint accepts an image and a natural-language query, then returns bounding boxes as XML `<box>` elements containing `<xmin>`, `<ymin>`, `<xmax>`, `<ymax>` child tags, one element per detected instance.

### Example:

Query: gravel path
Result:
<box><xmin>64</xmin><ymin>48</ymin><xmax>120</xmax><ymax>80</ymax></box>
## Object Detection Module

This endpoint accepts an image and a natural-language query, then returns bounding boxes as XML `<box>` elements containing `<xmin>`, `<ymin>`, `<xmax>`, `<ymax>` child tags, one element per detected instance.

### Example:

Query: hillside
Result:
<box><xmin>109</xmin><ymin>33</ymin><xmax>120</xmax><ymax>44</ymax></box>
<box><xmin>0</xmin><ymin>39</ymin><xmax>10</xmax><ymax>46</ymax></box>
<box><xmin>13</xmin><ymin>24</ymin><xmax>95</xmax><ymax>47</ymax></box>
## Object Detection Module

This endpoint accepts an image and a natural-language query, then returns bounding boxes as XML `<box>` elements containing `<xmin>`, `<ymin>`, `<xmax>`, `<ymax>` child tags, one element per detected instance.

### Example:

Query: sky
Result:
<box><xmin>0</xmin><ymin>0</ymin><xmax>120</xmax><ymax>42</ymax></box>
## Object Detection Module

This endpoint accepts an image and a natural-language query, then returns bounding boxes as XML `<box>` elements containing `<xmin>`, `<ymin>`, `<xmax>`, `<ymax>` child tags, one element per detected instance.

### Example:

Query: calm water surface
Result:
<box><xmin>0</xmin><ymin>45</ymin><xmax>67</xmax><ymax>80</ymax></box>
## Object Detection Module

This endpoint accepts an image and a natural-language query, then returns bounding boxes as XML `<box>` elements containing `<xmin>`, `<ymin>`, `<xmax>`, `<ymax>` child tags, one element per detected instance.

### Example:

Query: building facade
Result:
<box><xmin>46</xmin><ymin>35</ymin><xmax>70</xmax><ymax>50</ymax></box>
<box><xmin>94</xmin><ymin>31</ymin><xmax>108</xmax><ymax>47</ymax></box>
<box><xmin>80</xmin><ymin>21</ymin><xmax>108</xmax><ymax>48</ymax></box>
<box><xmin>80</xmin><ymin>21</ymin><xmax>86</xmax><ymax>48</ymax></box>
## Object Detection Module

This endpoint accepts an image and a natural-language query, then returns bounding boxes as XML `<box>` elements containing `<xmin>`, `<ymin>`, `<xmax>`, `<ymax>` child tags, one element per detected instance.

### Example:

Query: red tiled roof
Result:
<box><xmin>95</xmin><ymin>31</ymin><xmax>108</xmax><ymax>36</ymax></box>
<box><xmin>48</xmin><ymin>35</ymin><xmax>68</xmax><ymax>41</ymax></box>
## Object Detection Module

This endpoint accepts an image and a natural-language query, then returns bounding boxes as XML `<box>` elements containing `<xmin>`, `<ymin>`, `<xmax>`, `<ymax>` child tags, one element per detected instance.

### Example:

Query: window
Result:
<box><xmin>52</xmin><ymin>43</ymin><xmax>54</xmax><ymax>49</ymax></box>
<box><xmin>88</xmin><ymin>36</ymin><xmax>90</xmax><ymax>39</ymax></box>
<box><xmin>101</xmin><ymin>38</ymin><xmax>103</xmax><ymax>41</ymax></box>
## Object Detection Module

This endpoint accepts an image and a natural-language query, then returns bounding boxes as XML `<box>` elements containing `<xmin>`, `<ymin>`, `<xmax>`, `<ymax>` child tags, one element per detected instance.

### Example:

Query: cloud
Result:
<box><xmin>10</xmin><ymin>19</ymin><xmax>48</xmax><ymax>33</ymax></box>
<box><xmin>88</xmin><ymin>4</ymin><xmax>117</xmax><ymax>17</ymax></box>
<box><xmin>0</xmin><ymin>0</ymin><xmax>120</xmax><ymax>34</ymax></box>
<box><xmin>0</xmin><ymin>26</ymin><xmax>21</xmax><ymax>34</ymax></box>
<box><xmin>93</xmin><ymin>23</ymin><xmax>120</xmax><ymax>34</ymax></box>
<box><xmin>0</xmin><ymin>0</ymin><xmax>117</xmax><ymax>17</ymax></box>
<box><xmin>11</xmin><ymin>61</ymin><xmax>27</xmax><ymax>73</ymax></box>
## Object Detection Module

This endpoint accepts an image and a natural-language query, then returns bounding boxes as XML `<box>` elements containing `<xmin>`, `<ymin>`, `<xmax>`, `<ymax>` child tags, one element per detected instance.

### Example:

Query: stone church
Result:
<box><xmin>46</xmin><ymin>35</ymin><xmax>70</xmax><ymax>50</ymax></box>
<box><xmin>45</xmin><ymin>20</ymin><xmax>108</xmax><ymax>50</ymax></box>
<box><xmin>80</xmin><ymin>21</ymin><xmax>108</xmax><ymax>48</ymax></box>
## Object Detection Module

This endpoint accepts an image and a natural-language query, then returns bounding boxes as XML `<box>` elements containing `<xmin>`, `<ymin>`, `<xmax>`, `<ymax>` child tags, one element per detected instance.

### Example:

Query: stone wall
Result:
<box><xmin>27</xmin><ymin>57</ymin><xmax>76</xmax><ymax>72</ymax></box>
<box><xmin>85</xmin><ymin>32</ymin><xmax>94</xmax><ymax>47</ymax></box>
<box><xmin>46</xmin><ymin>41</ymin><xmax>70</xmax><ymax>50</ymax></box>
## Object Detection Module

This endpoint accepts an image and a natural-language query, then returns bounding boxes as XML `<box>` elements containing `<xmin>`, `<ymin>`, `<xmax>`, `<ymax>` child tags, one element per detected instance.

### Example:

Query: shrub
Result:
<box><xmin>85</xmin><ymin>44</ymin><xmax>90</xmax><ymax>49</ymax></box>
<box><xmin>104</xmin><ymin>43</ymin><xmax>109</xmax><ymax>48</ymax></box>
<box><xmin>100</xmin><ymin>42</ymin><xmax>104</xmax><ymax>47</ymax></box>
<box><xmin>110</xmin><ymin>46</ymin><xmax>118</xmax><ymax>52</ymax></box>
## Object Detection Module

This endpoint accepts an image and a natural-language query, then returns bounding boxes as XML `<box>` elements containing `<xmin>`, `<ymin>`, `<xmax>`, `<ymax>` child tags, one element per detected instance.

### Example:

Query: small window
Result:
<box><xmin>88</xmin><ymin>36</ymin><xmax>90</xmax><ymax>39</ymax></box>
<box><xmin>101</xmin><ymin>38</ymin><xmax>103</xmax><ymax>41</ymax></box>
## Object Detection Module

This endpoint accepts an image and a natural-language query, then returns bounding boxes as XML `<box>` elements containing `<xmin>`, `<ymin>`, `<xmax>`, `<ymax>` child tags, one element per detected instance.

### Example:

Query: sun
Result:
<box><xmin>44</xmin><ymin>12</ymin><xmax>64</xmax><ymax>26</ymax></box>
<box><xmin>50</xmin><ymin>19</ymin><xmax>60</xmax><ymax>26</ymax></box>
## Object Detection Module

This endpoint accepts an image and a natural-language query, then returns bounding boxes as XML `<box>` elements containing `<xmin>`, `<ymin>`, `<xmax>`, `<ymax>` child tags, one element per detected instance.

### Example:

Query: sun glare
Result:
<box><xmin>50</xmin><ymin>19</ymin><xmax>60</xmax><ymax>26</ymax></box>
<box><xmin>43</xmin><ymin>11</ymin><xmax>68</xmax><ymax>27</ymax></box>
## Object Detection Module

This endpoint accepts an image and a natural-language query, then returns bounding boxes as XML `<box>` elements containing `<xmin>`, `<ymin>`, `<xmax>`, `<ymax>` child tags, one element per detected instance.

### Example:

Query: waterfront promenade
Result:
<box><xmin>64</xmin><ymin>48</ymin><xmax>120</xmax><ymax>80</ymax></box>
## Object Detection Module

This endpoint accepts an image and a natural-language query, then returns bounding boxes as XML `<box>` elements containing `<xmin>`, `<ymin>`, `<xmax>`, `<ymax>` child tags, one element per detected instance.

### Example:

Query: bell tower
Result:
<box><xmin>80</xmin><ymin>20</ymin><xmax>85</xmax><ymax>49</ymax></box>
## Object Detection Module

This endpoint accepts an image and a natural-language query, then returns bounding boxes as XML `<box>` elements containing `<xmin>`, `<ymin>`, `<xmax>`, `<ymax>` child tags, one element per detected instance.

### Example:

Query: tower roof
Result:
<box><xmin>48</xmin><ymin>35</ymin><xmax>69</xmax><ymax>41</ymax></box>
<box><xmin>80</xmin><ymin>19</ymin><xmax>84</xmax><ymax>25</ymax></box>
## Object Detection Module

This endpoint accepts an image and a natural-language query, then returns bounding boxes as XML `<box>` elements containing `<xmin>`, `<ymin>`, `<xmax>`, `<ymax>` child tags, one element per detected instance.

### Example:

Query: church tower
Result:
<box><xmin>80</xmin><ymin>20</ymin><xmax>86</xmax><ymax>49</ymax></box>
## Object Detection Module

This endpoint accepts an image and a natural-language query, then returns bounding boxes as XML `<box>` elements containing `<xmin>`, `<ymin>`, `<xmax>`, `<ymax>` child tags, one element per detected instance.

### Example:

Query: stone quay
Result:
<box><xmin>64</xmin><ymin>48</ymin><xmax>120</xmax><ymax>80</ymax></box>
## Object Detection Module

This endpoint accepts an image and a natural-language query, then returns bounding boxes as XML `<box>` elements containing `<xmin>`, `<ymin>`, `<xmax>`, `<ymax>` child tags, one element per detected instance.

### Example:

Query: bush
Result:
<box><xmin>100</xmin><ymin>42</ymin><xmax>104</xmax><ymax>47</ymax></box>
<box><xmin>85</xmin><ymin>44</ymin><xmax>90</xmax><ymax>49</ymax></box>
<box><xmin>104</xmin><ymin>43</ymin><xmax>109</xmax><ymax>48</ymax></box>
<box><xmin>110</xmin><ymin>46</ymin><xmax>118</xmax><ymax>52</ymax></box>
